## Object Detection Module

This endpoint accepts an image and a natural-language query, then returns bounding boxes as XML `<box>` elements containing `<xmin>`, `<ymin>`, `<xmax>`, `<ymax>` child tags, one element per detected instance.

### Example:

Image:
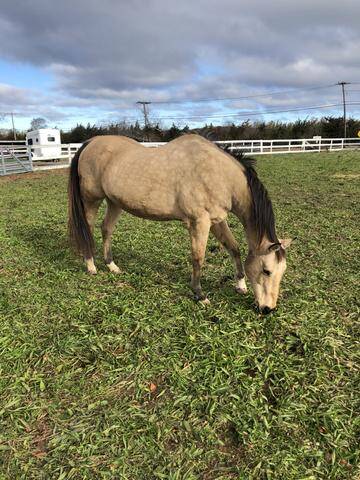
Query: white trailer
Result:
<box><xmin>26</xmin><ymin>128</ymin><xmax>62</xmax><ymax>160</ymax></box>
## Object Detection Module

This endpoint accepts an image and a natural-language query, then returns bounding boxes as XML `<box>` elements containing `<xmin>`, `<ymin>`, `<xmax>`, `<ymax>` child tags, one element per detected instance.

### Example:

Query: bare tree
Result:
<box><xmin>30</xmin><ymin>117</ymin><xmax>48</xmax><ymax>130</ymax></box>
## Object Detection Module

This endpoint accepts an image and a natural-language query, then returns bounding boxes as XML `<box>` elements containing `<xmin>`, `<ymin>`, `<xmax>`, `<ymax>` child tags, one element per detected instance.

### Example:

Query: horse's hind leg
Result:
<box><xmin>210</xmin><ymin>220</ymin><xmax>247</xmax><ymax>294</ymax></box>
<box><xmin>188</xmin><ymin>216</ymin><xmax>211</xmax><ymax>303</ymax></box>
<box><xmin>101</xmin><ymin>200</ymin><xmax>123</xmax><ymax>273</ymax></box>
<box><xmin>83</xmin><ymin>199</ymin><xmax>102</xmax><ymax>274</ymax></box>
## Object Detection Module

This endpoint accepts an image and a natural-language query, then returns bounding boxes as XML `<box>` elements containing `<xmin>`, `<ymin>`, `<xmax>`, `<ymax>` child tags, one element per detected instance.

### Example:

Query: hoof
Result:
<box><xmin>194</xmin><ymin>292</ymin><xmax>210</xmax><ymax>305</ymax></box>
<box><xmin>235</xmin><ymin>286</ymin><xmax>247</xmax><ymax>295</ymax></box>
<box><xmin>87</xmin><ymin>269</ymin><xmax>97</xmax><ymax>275</ymax></box>
<box><xmin>235</xmin><ymin>278</ymin><xmax>247</xmax><ymax>294</ymax></box>
<box><xmin>107</xmin><ymin>261</ymin><xmax>121</xmax><ymax>274</ymax></box>
<box><xmin>199</xmin><ymin>297</ymin><xmax>211</xmax><ymax>306</ymax></box>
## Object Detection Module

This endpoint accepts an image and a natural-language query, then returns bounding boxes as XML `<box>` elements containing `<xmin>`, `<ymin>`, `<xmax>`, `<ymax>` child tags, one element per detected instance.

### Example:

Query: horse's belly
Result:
<box><xmin>122</xmin><ymin>206</ymin><xmax>180</xmax><ymax>221</ymax></box>
<box><xmin>107</xmin><ymin>189</ymin><xmax>183</xmax><ymax>221</ymax></box>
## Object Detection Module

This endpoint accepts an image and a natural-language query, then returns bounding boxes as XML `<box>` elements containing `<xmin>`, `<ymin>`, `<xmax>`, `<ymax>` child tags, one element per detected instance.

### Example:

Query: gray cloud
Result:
<box><xmin>0</xmin><ymin>0</ymin><xmax>360</xmax><ymax>124</ymax></box>
<box><xmin>0</xmin><ymin>83</ymin><xmax>32</xmax><ymax>109</ymax></box>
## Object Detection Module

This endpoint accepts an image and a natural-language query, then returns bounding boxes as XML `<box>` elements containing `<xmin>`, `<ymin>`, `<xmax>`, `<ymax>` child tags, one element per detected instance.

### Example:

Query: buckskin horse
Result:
<box><xmin>68</xmin><ymin>134</ymin><xmax>292</xmax><ymax>313</ymax></box>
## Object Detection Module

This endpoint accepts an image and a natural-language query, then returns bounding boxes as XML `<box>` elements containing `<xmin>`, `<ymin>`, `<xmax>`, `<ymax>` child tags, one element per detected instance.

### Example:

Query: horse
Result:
<box><xmin>68</xmin><ymin>134</ymin><xmax>293</xmax><ymax>313</ymax></box>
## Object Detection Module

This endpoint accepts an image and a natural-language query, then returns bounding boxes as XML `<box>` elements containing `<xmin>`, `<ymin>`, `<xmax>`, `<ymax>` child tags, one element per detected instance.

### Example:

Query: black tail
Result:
<box><xmin>68</xmin><ymin>141</ymin><xmax>94</xmax><ymax>259</ymax></box>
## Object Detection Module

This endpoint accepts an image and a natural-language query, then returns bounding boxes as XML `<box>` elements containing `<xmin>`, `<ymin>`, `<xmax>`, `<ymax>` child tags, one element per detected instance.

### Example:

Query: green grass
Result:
<box><xmin>0</xmin><ymin>151</ymin><xmax>359</xmax><ymax>479</ymax></box>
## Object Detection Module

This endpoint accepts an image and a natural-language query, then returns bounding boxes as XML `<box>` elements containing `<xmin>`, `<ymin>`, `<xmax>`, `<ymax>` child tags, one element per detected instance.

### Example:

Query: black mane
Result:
<box><xmin>220</xmin><ymin>147</ymin><xmax>282</xmax><ymax>254</ymax></box>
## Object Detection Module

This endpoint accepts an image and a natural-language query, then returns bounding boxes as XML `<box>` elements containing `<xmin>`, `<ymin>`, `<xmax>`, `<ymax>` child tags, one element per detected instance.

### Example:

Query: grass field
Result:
<box><xmin>0</xmin><ymin>151</ymin><xmax>359</xmax><ymax>479</ymax></box>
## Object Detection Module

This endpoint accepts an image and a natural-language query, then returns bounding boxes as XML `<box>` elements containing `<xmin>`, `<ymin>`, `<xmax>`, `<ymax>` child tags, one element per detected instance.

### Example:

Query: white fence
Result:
<box><xmin>0</xmin><ymin>143</ymin><xmax>82</xmax><ymax>175</ymax></box>
<box><xmin>144</xmin><ymin>137</ymin><xmax>360</xmax><ymax>154</ymax></box>
<box><xmin>1</xmin><ymin>137</ymin><xmax>359</xmax><ymax>176</ymax></box>
<box><xmin>216</xmin><ymin>137</ymin><xmax>360</xmax><ymax>154</ymax></box>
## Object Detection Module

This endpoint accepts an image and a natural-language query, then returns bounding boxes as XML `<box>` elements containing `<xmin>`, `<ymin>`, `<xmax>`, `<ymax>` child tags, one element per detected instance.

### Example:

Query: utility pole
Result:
<box><xmin>136</xmin><ymin>101</ymin><xmax>151</xmax><ymax>140</ymax></box>
<box><xmin>337</xmin><ymin>82</ymin><xmax>350</xmax><ymax>138</ymax></box>
<box><xmin>10</xmin><ymin>112</ymin><xmax>17</xmax><ymax>140</ymax></box>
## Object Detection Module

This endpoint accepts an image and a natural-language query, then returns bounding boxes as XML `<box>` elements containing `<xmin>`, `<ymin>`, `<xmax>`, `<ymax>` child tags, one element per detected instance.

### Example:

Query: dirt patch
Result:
<box><xmin>30</xmin><ymin>413</ymin><xmax>53</xmax><ymax>459</ymax></box>
<box><xmin>0</xmin><ymin>168</ymin><xmax>68</xmax><ymax>184</ymax></box>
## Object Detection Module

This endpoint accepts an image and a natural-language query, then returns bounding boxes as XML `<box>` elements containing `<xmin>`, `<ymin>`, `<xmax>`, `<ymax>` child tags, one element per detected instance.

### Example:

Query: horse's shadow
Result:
<box><xmin>11</xmin><ymin>221</ymin><xmax>189</xmax><ymax>286</ymax></box>
<box><xmin>11</xmin><ymin>222</ymin><xmax>253</xmax><ymax>308</ymax></box>
<box><xmin>10</xmin><ymin>222</ymin><xmax>79</xmax><ymax>271</ymax></box>
<box><xmin>112</xmin><ymin>245</ymin><xmax>190</xmax><ymax>287</ymax></box>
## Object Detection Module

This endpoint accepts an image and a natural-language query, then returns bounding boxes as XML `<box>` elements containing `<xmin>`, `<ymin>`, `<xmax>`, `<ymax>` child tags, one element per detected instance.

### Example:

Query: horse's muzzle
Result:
<box><xmin>260</xmin><ymin>306</ymin><xmax>274</xmax><ymax>315</ymax></box>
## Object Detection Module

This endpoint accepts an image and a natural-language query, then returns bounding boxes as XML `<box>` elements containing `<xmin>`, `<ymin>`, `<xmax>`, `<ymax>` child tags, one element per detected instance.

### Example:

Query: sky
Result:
<box><xmin>0</xmin><ymin>0</ymin><xmax>360</xmax><ymax>132</ymax></box>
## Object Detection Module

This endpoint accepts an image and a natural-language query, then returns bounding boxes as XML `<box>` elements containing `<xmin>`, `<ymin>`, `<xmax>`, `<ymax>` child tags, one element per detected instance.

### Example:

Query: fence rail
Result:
<box><xmin>0</xmin><ymin>138</ymin><xmax>359</xmax><ymax>176</ymax></box>
<box><xmin>144</xmin><ymin>137</ymin><xmax>360</xmax><ymax>154</ymax></box>
<box><xmin>215</xmin><ymin>137</ymin><xmax>360</xmax><ymax>154</ymax></box>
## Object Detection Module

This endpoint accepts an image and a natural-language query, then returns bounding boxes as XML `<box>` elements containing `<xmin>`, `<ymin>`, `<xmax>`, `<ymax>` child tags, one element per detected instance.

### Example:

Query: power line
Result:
<box><xmin>0</xmin><ymin>112</ymin><xmax>18</xmax><ymax>139</ymax></box>
<box><xmin>0</xmin><ymin>112</ymin><xmax>21</xmax><ymax>116</ymax></box>
<box><xmin>149</xmin><ymin>102</ymin><xmax>360</xmax><ymax>121</ymax></box>
<box><xmin>150</xmin><ymin>84</ymin><xmax>337</xmax><ymax>105</ymax></box>
<box><xmin>2</xmin><ymin>82</ymin><xmax>360</xmax><ymax>129</ymax></box>
<box><xmin>11</xmin><ymin>112</ymin><xmax>16</xmax><ymax>140</ymax></box>
<box><xmin>55</xmin><ymin>100</ymin><xmax>360</xmax><ymax>125</ymax></box>
<box><xmin>136</xmin><ymin>101</ymin><xmax>151</xmax><ymax>140</ymax></box>
<box><xmin>136</xmin><ymin>101</ymin><xmax>151</xmax><ymax>127</ymax></box>
<box><xmin>337</xmin><ymin>81</ymin><xmax>350</xmax><ymax>138</ymax></box>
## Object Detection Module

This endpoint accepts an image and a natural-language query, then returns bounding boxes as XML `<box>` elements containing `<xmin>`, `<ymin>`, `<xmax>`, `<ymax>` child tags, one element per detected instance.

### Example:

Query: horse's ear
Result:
<box><xmin>257</xmin><ymin>240</ymin><xmax>292</xmax><ymax>256</ymax></box>
<box><xmin>279</xmin><ymin>238</ymin><xmax>294</xmax><ymax>250</ymax></box>
<box><xmin>256</xmin><ymin>242</ymin><xmax>281</xmax><ymax>255</ymax></box>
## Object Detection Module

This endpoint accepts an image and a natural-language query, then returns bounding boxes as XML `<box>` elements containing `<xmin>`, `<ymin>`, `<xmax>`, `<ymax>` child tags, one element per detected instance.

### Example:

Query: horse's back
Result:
<box><xmin>77</xmin><ymin>134</ymin><xmax>245</xmax><ymax>222</ymax></box>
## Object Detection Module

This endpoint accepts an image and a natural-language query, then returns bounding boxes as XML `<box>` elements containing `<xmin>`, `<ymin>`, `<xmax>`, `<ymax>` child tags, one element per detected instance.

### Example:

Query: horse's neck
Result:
<box><xmin>231</xmin><ymin>179</ymin><xmax>264</xmax><ymax>254</ymax></box>
<box><xmin>231</xmin><ymin>167</ymin><xmax>277</xmax><ymax>254</ymax></box>
<box><xmin>231</xmin><ymin>180</ymin><xmax>253</xmax><ymax>248</ymax></box>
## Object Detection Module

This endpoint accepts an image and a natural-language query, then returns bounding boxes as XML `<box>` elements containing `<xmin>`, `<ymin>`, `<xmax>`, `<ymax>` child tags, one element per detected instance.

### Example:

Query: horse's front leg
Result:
<box><xmin>210</xmin><ymin>220</ymin><xmax>247</xmax><ymax>294</ymax></box>
<box><xmin>188</xmin><ymin>216</ymin><xmax>211</xmax><ymax>303</ymax></box>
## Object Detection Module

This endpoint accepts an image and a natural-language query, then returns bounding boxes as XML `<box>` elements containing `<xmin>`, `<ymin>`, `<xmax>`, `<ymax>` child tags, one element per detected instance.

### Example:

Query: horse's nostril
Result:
<box><xmin>261</xmin><ymin>306</ymin><xmax>272</xmax><ymax>315</ymax></box>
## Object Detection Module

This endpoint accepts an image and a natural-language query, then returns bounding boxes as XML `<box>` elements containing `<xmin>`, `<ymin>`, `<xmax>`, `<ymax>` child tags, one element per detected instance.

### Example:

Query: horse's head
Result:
<box><xmin>245</xmin><ymin>238</ymin><xmax>293</xmax><ymax>313</ymax></box>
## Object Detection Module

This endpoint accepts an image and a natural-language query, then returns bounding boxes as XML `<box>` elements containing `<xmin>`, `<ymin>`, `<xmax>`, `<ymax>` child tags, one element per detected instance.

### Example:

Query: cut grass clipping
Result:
<box><xmin>0</xmin><ymin>151</ymin><xmax>359</xmax><ymax>479</ymax></box>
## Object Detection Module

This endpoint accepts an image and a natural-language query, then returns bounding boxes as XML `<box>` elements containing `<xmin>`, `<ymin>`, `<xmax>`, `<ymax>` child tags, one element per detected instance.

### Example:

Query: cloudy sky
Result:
<box><xmin>0</xmin><ymin>0</ymin><xmax>360</xmax><ymax>131</ymax></box>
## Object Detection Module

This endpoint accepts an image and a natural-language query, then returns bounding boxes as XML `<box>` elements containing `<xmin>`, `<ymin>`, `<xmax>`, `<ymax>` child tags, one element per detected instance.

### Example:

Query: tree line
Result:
<box><xmin>1</xmin><ymin>116</ymin><xmax>360</xmax><ymax>143</ymax></box>
<box><xmin>61</xmin><ymin>117</ymin><xmax>360</xmax><ymax>143</ymax></box>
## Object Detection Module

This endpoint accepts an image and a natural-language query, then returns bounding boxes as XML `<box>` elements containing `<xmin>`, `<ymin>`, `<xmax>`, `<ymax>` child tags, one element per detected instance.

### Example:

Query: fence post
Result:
<box><xmin>68</xmin><ymin>145</ymin><xmax>71</xmax><ymax>164</ymax></box>
<box><xmin>27</xmin><ymin>146</ymin><xmax>33</xmax><ymax>172</ymax></box>
<box><xmin>1</xmin><ymin>149</ymin><xmax>5</xmax><ymax>175</ymax></box>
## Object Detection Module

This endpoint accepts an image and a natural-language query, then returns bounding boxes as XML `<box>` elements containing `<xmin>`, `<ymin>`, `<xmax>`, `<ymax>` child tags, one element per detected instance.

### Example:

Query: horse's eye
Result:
<box><xmin>263</xmin><ymin>269</ymin><xmax>271</xmax><ymax>276</ymax></box>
